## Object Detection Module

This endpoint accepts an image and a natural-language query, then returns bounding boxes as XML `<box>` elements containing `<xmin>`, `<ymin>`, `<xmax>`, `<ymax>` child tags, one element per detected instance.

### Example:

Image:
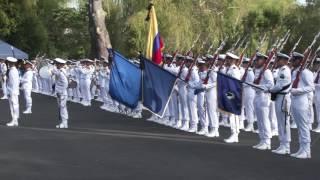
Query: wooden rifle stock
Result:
<box><xmin>253</xmin><ymin>48</ymin><xmax>277</xmax><ymax>84</ymax></box>
<box><xmin>203</xmin><ymin>53</ymin><xmax>219</xmax><ymax>84</ymax></box>
<box><xmin>241</xmin><ymin>51</ymin><xmax>257</xmax><ymax>81</ymax></box>
<box><xmin>185</xmin><ymin>55</ymin><xmax>199</xmax><ymax>82</ymax></box>
<box><xmin>292</xmin><ymin>48</ymin><xmax>312</xmax><ymax>88</ymax></box>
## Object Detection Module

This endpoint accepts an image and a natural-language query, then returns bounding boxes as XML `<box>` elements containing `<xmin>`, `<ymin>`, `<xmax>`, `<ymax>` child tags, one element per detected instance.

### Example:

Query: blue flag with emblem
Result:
<box><xmin>109</xmin><ymin>51</ymin><xmax>141</xmax><ymax>108</ymax></box>
<box><xmin>217</xmin><ymin>72</ymin><xmax>243</xmax><ymax>115</ymax></box>
<box><xmin>142</xmin><ymin>58</ymin><xmax>177</xmax><ymax>117</ymax></box>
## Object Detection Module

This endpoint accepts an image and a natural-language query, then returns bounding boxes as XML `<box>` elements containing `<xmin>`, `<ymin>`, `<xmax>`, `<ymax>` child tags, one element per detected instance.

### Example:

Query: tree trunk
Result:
<box><xmin>88</xmin><ymin>0</ymin><xmax>112</xmax><ymax>60</ymax></box>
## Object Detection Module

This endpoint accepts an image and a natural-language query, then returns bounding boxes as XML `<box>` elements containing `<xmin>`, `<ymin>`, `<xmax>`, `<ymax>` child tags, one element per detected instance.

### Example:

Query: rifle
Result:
<box><xmin>271</xmin><ymin>30</ymin><xmax>291</xmax><ymax>70</ymax></box>
<box><xmin>185</xmin><ymin>34</ymin><xmax>201</xmax><ymax>55</ymax></box>
<box><xmin>207</xmin><ymin>43</ymin><xmax>214</xmax><ymax>54</ymax></box>
<box><xmin>279</xmin><ymin>32</ymin><xmax>291</xmax><ymax>52</ymax></box>
<box><xmin>306</xmin><ymin>44</ymin><xmax>320</xmax><ymax>69</ymax></box>
<box><xmin>241</xmin><ymin>33</ymin><xmax>267</xmax><ymax>81</ymax></box>
<box><xmin>177</xmin><ymin>35</ymin><xmax>201</xmax><ymax>78</ymax></box>
<box><xmin>203</xmin><ymin>38</ymin><xmax>228</xmax><ymax>84</ymax></box>
<box><xmin>292</xmin><ymin>31</ymin><xmax>320</xmax><ymax>88</ymax></box>
<box><xmin>228</xmin><ymin>36</ymin><xmax>241</xmax><ymax>52</ymax></box>
<box><xmin>164</xmin><ymin>49</ymin><xmax>179</xmax><ymax>67</ymax></box>
<box><xmin>236</xmin><ymin>41</ymin><xmax>249</xmax><ymax>67</ymax></box>
<box><xmin>184</xmin><ymin>54</ymin><xmax>200</xmax><ymax>82</ymax></box>
<box><xmin>184</xmin><ymin>40</ymin><xmax>207</xmax><ymax>82</ymax></box>
<box><xmin>290</xmin><ymin>36</ymin><xmax>302</xmax><ymax>56</ymax></box>
<box><xmin>254</xmin><ymin>30</ymin><xmax>290</xmax><ymax>84</ymax></box>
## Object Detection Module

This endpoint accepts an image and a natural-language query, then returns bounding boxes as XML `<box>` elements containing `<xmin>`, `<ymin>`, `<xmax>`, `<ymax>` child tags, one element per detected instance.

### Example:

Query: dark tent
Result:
<box><xmin>0</xmin><ymin>40</ymin><xmax>29</xmax><ymax>59</ymax></box>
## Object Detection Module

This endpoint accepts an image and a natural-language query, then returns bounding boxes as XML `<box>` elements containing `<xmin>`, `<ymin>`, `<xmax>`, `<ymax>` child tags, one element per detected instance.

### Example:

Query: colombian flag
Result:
<box><xmin>146</xmin><ymin>4</ymin><xmax>164</xmax><ymax>65</ymax></box>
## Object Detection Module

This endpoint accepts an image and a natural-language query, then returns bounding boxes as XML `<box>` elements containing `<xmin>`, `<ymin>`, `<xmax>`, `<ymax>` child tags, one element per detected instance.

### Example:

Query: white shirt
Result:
<box><xmin>52</xmin><ymin>67</ymin><xmax>68</xmax><ymax>96</ymax></box>
<box><xmin>291</xmin><ymin>68</ymin><xmax>314</xmax><ymax>96</ymax></box>
<box><xmin>21</xmin><ymin>69</ymin><xmax>33</xmax><ymax>90</ymax></box>
<box><xmin>0</xmin><ymin>62</ymin><xmax>7</xmax><ymax>76</ymax></box>
<box><xmin>270</xmin><ymin>65</ymin><xmax>291</xmax><ymax>93</ymax></box>
<box><xmin>79</xmin><ymin>65</ymin><xmax>94</xmax><ymax>80</ymax></box>
<box><xmin>7</xmin><ymin>66</ymin><xmax>20</xmax><ymax>96</ymax></box>
<box><xmin>253</xmin><ymin>68</ymin><xmax>274</xmax><ymax>93</ymax></box>
<box><xmin>98</xmin><ymin>67</ymin><xmax>110</xmax><ymax>88</ymax></box>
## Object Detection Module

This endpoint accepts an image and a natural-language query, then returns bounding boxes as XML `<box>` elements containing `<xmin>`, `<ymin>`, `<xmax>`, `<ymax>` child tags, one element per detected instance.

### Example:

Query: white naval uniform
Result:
<box><xmin>66</xmin><ymin>66</ymin><xmax>73</xmax><ymax>100</ymax></box>
<box><xmin>253</xmin><ymin>67</ymin><xmax>274</xmax><ymax>147</ymax></box>
<box><xmin>98</xmin><ymin>66</ymin><xmax>113</xmax><ymax>108</ymax></box>
<box><xmin>53</xmin><ymin>67</ymin><xmax>69</xmax><ymax>127</ymax></box>
<box><xmin>197</xmin><ymin>70</ymin><xmax>208</xmax><ymax>131</ymax></box>
<box><xmin>20</xmin><ymin>69</ymin><xmax>33</xmax><ymax>112</ymax></box>
<box><xmin>290</xmin><ymin>68</ymin><xmax>314</xmax><ymax>157</ymax></box>
<box><xmin>79</xmin><ymin>65</ymin><xmax>94</xmax><ymax>106</ymax></box>
<box><xmin>7</xmin><ymin>66</ymin><xmax>20</xmax><ymax>125</ymax></box>
<box><xmin>269</xmin><ymin>69</ymin><xmax>279</xmax><ymax>135</ymax></box>
<box><xmin>314</xmin><ymin>71</ymin><xmax>320</xmax><ymax>131</ymax></box>
<box><xmin>224</xmin><ymin>65</ymin><xmax>241</xmax><ymax>141</ymax></box>
<box><xmin>72</xmin><ymin>66</ymin><xmax>82</xmax><ymax>102</ymax></box>
<box><xmin>32</xmin><ymin>66</ymin><xmax>39</xmax><ymax>92</ymax></box>
<box><xmin>164</xmin><ymin>64</ymin><xmax>179</xmax><ymax>126</ymax></box>
<box><xmin>0</xmin><ymin>62</ymin><xmax>8</xmax><ymax>98</ymax></box>
<box><xmin>204</xmin><ymin>67</ymin><xmax>219</xmax><ymax>136</ymax></box>
<box><xmin>218</xmin><ymin>66</ymin><xmax>229</xmax><ymax>126</ymax></box>
<box><xmin>242</xmin><ymin>68</ymin><xmax>255</xmax><ymax>131</ymax></box>
<box><xmin>178</xmin><ymin>66</ymin><xmax>190</xmax><ymax>130</ymax></box>
<box><xmin>270</xmin><ymin>65</ymin><xmax>291</xmax><ymax>153</ymax></box>
<box><xmin>187</xmin><ymin>66</ymin><xmax>200</xmax><ymax>132</ymax></box>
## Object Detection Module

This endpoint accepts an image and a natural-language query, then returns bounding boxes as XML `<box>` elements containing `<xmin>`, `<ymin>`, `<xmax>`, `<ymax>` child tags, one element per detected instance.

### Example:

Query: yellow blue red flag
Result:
<box><xmin>146</xmin><ymin>3</ymin><xmax>164</xmax><ymax>65</ymax></box>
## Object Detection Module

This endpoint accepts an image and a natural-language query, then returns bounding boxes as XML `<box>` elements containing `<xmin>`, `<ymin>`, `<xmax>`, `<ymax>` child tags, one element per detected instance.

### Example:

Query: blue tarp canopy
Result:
<box><xmin>0</xmin><ymin>40</ymin><xmax>28</xmax><ymax>59</ymax></box>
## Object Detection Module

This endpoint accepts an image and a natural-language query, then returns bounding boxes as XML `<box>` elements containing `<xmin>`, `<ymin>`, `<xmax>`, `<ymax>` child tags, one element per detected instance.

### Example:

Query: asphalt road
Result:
<box><xmin>0</xmin><ymin>93</ymin><xmax>319</xmax><ymax>180</ymax></box>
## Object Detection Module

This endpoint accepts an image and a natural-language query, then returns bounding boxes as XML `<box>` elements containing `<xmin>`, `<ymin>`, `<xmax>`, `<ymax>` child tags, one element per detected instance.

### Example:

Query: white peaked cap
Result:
<box><xmin>6</xmin><ymin>57</ymin><xmax>18</xmax><ymax>62</ymax></box>
<box><xmin>54</xmin><ymin>58</ymin><xmax>67</xmax><ymax>64</ymax></box>
<box><xmin>226</xmin><ymin>52</ymin><xmax>239</xmax><ymax>60</ymax></box>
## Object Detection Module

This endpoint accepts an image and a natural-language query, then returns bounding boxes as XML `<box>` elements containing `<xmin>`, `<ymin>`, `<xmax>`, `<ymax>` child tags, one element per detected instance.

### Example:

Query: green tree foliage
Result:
<box><xmin>0</xmin><ymin>0</ymin><xmax>319</xmax><ymax>59</ymax></box>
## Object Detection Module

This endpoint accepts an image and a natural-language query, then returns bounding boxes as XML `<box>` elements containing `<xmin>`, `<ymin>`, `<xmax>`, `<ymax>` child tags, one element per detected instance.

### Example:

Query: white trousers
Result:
<box><xmin>274</xmin><ymin>95</ymin><xmax>291</xmax><ymax>145</ymax></box>
<box><xmin>178</xmin><ymin>86</ymin><xmax>189</xmax><ymax>122</ymax></box>
<box><xmin>9</xmin><ymin>94</ymin><xmax>19</xmax><ymax>120</ymax></box>
<box><xmin>32</xmin><ymin>76</ymin><xmax>39</xmax><ymax>92</ymax></box>
<box><xmin>291</xmin><ymin>95</ymin><xmax>311</xmax><ymax>144</ymax></box>
<box><xmin>197</xmin><ymin>92</ymin><xmax>207</xmax><ymax>127</ymax></box>
<box><xmin>206</xmin><ymin>88</ymin><xmax>218</xmax><ymax>129</ymax></box>
<box><xmin>315</xmin><ymin>89</ymin><xmax>320</xmax><ymax>124</ymax></box>
<box><xmin>57</xmin><ymin>94</ymin><xmax>68</xmax><ymax>122</ymax></box>
<box><xmin>23</xmin><ymin>89</ymin><xmax>32</xmax><ymax>109</ymax></box>
<box><xmin>80</xmin><ymin>79</ymin><xmax>91</xmax><ymax>102</ymax></box>
<box><xmin>269</xmin><ymin>101</ymin><xmax>278</xmax><ymax>132</ymax></box>
<box><xmin>2</xmin><ymin>78</ymin><xmax>7</xmax><ymax>97</ymax></box>
<box><xmin>243</xmin><ymin>88</ymin><xmax>255</xmax><ymax>124</ymax></box>
<box><xmin>100</xmin><ymin>86</ymin><xmax>113</xmax><ymax>106</ymax></box>
<box><xmin>187</xmin><ymin>89</ymin><xmax>198</xmax><ymax>126</ymax></box>
<box><xmin>254</xmin><ymin>93</ymin><xmax>272</xmax><ymax>142</ymax></box>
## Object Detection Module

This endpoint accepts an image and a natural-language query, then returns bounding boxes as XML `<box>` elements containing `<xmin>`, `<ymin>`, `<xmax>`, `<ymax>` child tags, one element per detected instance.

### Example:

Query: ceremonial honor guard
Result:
<box><xmin>203</xmin><ymin>55</ymin><xmax>219</xmax><ymax>137</ymax></box>
<box><xmin>270</xmin><ymin>53</ymin><xmax>291</xmax><ymax>155</ymax></box>
<box><xmin>313</xmin><ymin>58</ymin><xmax>320</xmax><ymax>132</ymax></box>
<box><xmin>20</xmin><ymin>60</ymin><xmax>34</xmax><ymax>114</ymax></box>
<box><xmin>31</xmin><ymin>59</ymin><xmax>39</xmax><ymax>93</ymax></box>
<box><xmin>79</xmin><ymin>59</ymin><xmax>94</xmax><ymax>106</ymax></box>
<box><xmin>224</xmin><ymin>52</ymin><xmax>241</xmax><ymax>143</ymax></box>
<box><xmin>241</xmin><ymin>57</ymin><xmax>256</xmax><ymax>132</ymax></box>
<box><xmin>252</xmin><ymin>52</ymin><xmax>274</xmax><ymax>150</ymax></box>
<box><xmin>185</xmin><ymin>56</ymin><xmax>200</xmax><ymax>133</ymax></box>
<box><xmin>0</xmin><ymin>58</ymin><xmax>8</xmax><ymax>99</ymax></box>
<box><xmin>98</xmin><ymin>59</ymin><xmax>112</xmax><ymax>110</ymax></box>
<box><xmin>196</xmin><ymin>58</ymin><xmax>209</xmax><ymax>135</ymax></box>
<box><xmin>269</xmin><ymin>66</ymin><xmax>279</xmax><ymax>136</ymax></box>
<box><xmin>290</xmin><ymin>52</ymin><xmax>314</xmax><ymax>159</ymax></box>
<box><xmin>52</xmin><ymin>58</ymin><xmax>69</xmax><ymax>128</ymax></box>
<box><xmin>6</xmin><ymin>57</ymin><xmax>20</xmax><ymax>127</ymax></box>
<box><xmin>178</xmin><ymin>55</ymin><xmax>191</xmax><ymax>130</ymax></box>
